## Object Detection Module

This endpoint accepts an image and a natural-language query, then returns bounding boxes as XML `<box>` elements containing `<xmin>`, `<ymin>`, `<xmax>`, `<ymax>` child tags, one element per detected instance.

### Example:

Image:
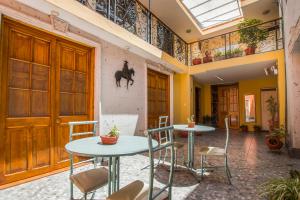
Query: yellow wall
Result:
<box><xmin>239</xmin><ymin>76</ymin><xmax>278</xmax><ymax>131</ymax></box>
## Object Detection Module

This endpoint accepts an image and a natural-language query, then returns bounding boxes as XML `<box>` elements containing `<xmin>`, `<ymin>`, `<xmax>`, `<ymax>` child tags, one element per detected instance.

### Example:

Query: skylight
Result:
<box><xmin>182</xmin><ymin>0</ymin><xmax>243</xmax><ymax>29</ymax></box>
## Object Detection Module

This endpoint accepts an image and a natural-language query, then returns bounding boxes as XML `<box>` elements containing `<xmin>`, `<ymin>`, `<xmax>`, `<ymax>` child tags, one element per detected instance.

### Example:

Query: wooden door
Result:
<box><xmin>54</xmin><ymin>41</ymin><xmax>94</xmax><ymax>165</ymax></box>
<box><xmin>147</xmin><ymin>69</ymin><xmax>169</xmax><ymax>129</ymax></box>
<box><xmin>261</xmin><ymin>89</ymin><xmax>277</xmax><ymax>131</ymax></box>
<box><xmin>0</xmin><ymin>18</ymin><xmax>94</xmax><ymax>185</ymax></box>
<box><xmin>218</xmin><ymin>85</ymin><xmax>239</xmax><ymax>129</ymax></box>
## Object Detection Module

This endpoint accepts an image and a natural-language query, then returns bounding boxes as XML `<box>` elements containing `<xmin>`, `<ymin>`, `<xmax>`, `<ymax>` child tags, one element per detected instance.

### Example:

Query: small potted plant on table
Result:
<box><xmin>100</xmin><ymin>125</ymin><xmax>119</xmax><ymax>145</ymax></box>
<box><xmin>179</xmin><ymin>115</ymin><xmax>195</xmax><ymax>138</ymax></box>
<box><xmin>265</xmin><ymin>125</ymin><xmax>286</xmax><ymax>151</ymax></box>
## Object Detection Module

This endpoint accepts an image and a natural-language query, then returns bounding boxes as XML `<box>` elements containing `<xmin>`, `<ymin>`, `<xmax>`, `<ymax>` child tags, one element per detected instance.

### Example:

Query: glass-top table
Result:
<box><xmin>173</xmin><ymin>124</ymin><xmax>215</xmax><ymax>171</ymax></box>
<box><xmin>65</xmin><ymin>135</ymin><xmax>158</xmax><ymax>195</ymax></box>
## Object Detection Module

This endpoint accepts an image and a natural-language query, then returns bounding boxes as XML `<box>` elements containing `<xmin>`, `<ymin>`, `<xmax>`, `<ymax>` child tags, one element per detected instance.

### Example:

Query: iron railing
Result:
<box><xmin>76</xmin><ymin>0</ymin><xmax>188</xmax><ymax>65</ymax></box>
<box><xmin>189</xmin><ymin>18</ymin><xmax>283</xmax><ymax>66</ymax></box>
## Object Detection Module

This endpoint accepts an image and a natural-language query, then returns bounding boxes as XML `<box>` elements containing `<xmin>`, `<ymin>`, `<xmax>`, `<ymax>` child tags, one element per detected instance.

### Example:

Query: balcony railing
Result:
<box><xmin>189</xmin><ymin>18</ymin><xmax>283</xmax><ymax>66</ymax></box>
<box><xmin>76</xmin><ymin>0</ymin><xmax>188</xmax><ymax>65</ymax></box>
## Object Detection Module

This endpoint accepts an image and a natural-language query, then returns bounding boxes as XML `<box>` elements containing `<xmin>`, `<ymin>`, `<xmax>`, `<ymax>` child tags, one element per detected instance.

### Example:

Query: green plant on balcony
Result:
<box><xmin>214</xmin><ymin>51</ymin><xmax>225</xmax><ymax>61</ymax></box>
<box><xmin>238</xmin><ymin>19</ymin><xmax>269</xmax><ymax>55</ymax></box>
<box><xmin>259</xmin><ymin>170</ymin><xmax>300</xmax><ymax>200</ymax></box>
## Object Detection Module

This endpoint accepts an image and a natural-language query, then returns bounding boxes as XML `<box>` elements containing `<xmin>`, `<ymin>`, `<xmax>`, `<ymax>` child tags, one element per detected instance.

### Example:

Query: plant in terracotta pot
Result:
<box><xmin>187</xmin><ymin>115</ymin><xmax>195</xmax><ymax>128</ymax></box>
<box><xmin>214</xmin><ymin>51</ymin><xmax>225</xmax><ymax>61</ymax></box>
<box><xmin>259</xmin><ymin>170</ymin><xmax>300</xmax><ymax>200</ymax></box>
<box><xmin>238</xmin><ymin>19</ymin><xmax>268</xmax><ymax>55</ymax></box>
<box><xmin>266</xmin><ymin>96</ymin><xmax>278</xmax><ymax>131</ymax></box>
<box><xmin>192</xmin><ymin>57</ymin><xmax>202</xmax><ymax>65</ymax></box>
<box><xmin>240</xmin><ymin>124</ymin><xmax>248</xmax><ymax>132</ymax></box>
<box><xmin>265</xmin><ymin>125</ymin><xmax>286</xmax><ymax>151</ymax></box>
<box><xmin>100</xmin><ymin>125</ymin><xmax>119</xmax><ymax>145</ymax></box>
<box><xmin>253</xmin><ymin>125</ymin><xmax>262</xmax><ymax>132</ymax></box>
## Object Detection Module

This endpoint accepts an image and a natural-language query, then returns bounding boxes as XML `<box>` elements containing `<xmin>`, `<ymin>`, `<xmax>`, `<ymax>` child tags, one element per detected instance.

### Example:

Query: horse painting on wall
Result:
<box><xmin>115</xmin><ymin>60</ymin><xmax>135</xmax><ymax>89</ymax></box>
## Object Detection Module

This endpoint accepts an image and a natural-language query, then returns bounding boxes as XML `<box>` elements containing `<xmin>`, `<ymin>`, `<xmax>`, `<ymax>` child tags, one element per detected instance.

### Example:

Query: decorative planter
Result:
<box><xmin>214</xmin><ymin>55</ymin><xmax>225</xmax><ymax>61</ymax></box>
<box><xmin>230</xmin><ymin>52</ymin><xmax>243</xmax><ymax>58</ymax></box>
<box><xmin>188</xmin><ymin>122</ymin><xmax>195</xmax><ymax>128</ymax></box>
<box><xmin>100</xmin><ymin>135</ymin><xmax>119</xmax><ymax>145</ymax></box>
<box><xmin>192</xmin><ymin>58</ymin><xmax>202</xmax><ymax>65</ymax></box>
<box><xmin>245</xmin><ymin>47</ymin><xmax>256</xmax><ymax>55</ymax></box>
<box><xmin>265</xmin><ymin>135</ymin><xmax>283</xmax><ymax>150</ymax></box>
<box><xmin>253</xmin><ymin>126</ymin><xmax>262</xmax><ymax>132</ymax></box>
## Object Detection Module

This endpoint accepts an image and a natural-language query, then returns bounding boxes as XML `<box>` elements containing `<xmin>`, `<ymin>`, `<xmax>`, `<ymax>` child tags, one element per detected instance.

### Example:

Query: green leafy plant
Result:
<box><xmin>266</xmin><ymin>96</ymin><xmax>278</xmax><ymax>121</ymax></box>
<box><xmin>238</xmin><ymin>19</ymin><xmax>269</xmax><ymax>48</ymax></box>
<box><xmin>214</xmin><ymin>51</ymin><xmax>224</xmax><ymax>57</ymax></box>
<box><xmin>187</xmin><ymin>115</ymin><xmax>195</xmax><ymax>123</ymax></box>
<box><xmin>270</xmin><ymin>125</ymin><xmax>286</xmax><ymax>138</ymax></box>
<box><xmin>108</xmin><ymin>125</ymin><xmax>119</xmax><ymax>137</ymax></box>
<box><xmin>259</xmin><ymin>170</ymin><xmax>300</xmax><ymax>200</ymax></box>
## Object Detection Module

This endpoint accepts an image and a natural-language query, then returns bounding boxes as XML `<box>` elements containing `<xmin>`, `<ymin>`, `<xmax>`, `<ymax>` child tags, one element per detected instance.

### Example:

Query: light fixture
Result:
<box><xmin>215</xmin><ymin>75</ymin><xmax>224</xmax><ymax>81</ymax></box>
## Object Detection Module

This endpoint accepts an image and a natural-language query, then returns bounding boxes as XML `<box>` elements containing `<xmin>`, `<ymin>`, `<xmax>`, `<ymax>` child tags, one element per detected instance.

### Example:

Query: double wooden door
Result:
<box><xmin>0</xmin><ymin>18</ymin><xmax>94</xmax><ymax>185</ymax></box>
<box><xmin>218</xmin><ymin>85</ymin><xmax>239</xmax><ymax>129</ymax></box>
<box><xmin>147</xmin><ymin>69</ymin><xmax>170</xmax><ymax>128</ymax></box>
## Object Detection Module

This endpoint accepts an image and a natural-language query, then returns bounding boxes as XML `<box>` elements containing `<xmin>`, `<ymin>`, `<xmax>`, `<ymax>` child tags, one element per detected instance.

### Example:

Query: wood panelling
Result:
<box><xmin>218</xmin><ymin>85</ymin><xmax>239</xmax><ymax>129</ymax></box>
<box><xmin>147</xmin><ymin>69</ymin><xmax>170</xmax><ymax>128</ymax></box>
<box><xmin>0</xmin><ymin>18</ymin><xmax>94</xmax><ymax>185</ymax></box>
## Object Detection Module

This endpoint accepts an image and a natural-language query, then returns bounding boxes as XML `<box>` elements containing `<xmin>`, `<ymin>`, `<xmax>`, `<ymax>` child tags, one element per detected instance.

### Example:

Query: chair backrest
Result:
<box><xmin>224</xmin><ymin>117</ymin><xmax>230</xmax><ymax>153</ymax></box>
<box><xmin>68</xmin><ymin>121</ymin><xmax>98</xmax><ymax>169</ymax></box>
<box><xmin>158</xmin><ymin>116</ymin><xmax>168</xmax><ymax>145</ymax></box>
<box><xmin>146</xmin><ymin>126</ymin><xmax>175</xmax><ymax>200</ymax></box>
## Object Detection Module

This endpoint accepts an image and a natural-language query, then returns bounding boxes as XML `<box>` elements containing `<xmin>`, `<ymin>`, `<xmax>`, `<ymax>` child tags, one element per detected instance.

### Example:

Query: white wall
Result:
<box><xmin>99</xmin><ymin>42</ymin><xmax>147</xmax><ymax>136</ymax></box>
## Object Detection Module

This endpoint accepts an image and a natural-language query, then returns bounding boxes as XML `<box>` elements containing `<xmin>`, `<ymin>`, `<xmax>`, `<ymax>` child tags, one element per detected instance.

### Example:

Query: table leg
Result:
<box><xmin>108</xmin><ymin>157</ymin><xmax>120</xmax><ymax>196</ymax></box>
<box><xmin>187</xmin><ymin>131</ymin><xmax>194</xmax><ymax>169</ymax></box>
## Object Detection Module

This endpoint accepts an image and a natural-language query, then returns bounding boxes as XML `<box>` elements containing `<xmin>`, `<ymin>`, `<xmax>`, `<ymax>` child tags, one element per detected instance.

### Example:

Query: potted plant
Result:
<box><xmin>266</xmin><ymin>96</ymin><xmax>278</xmax><ymax>131</ymax></box>
<box><xmin>265</xmin><ymin>125</ymin><xmax>286</xmax><ymax>150</ymax></box>
<box><xmin>187</xmin><ymin>115</ymin><xmax>195</xmax><ymax>128</ymax></box>
<box><xmin>192</xmin><ymin>57</ymin><xmax>202</xmax><ymax>65</ymax></box>
<box><xmin>230</xmin><ymin>48</ymin><xmax>243</xmax><ymax>58</ymax></box>
<box><xmin>240</xmin><ymin>124</ymin><xmax>248</xmax><ymax>132</ymax></box>
<box><xmin>253</xmin><ymin>125</ymin><xmax>262</xmax><ymax>132</ymax></box>
<box><xmin>238</xmin><ymin>19</ymin><xmax>268</xmax><ymax>55</ymax></box>
<box><xmin>100</xmin><ymin>125</ymin><xmax>119</xmax><ymax>145</ymax></box>
<box><xmin>214</xmin><ymin>51</ymin><xmax>225</xmax><ymax>61</ymax></box>
<box><xmin>259</xmin><ymin>170</ymin><xmax>300</xmax><ymax>200</ymax></box>
<box><xmin>203</xmin><ymin>51</ymin><xmax>213</xmax><ymax>63</ymax></box>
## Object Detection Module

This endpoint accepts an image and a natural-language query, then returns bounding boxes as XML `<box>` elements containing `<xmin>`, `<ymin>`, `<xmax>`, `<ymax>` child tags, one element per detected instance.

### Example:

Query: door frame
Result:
<box><xmin>0</xmin><ymin>17</ymin><xmax>95</xmax><ymax>185</ymax></box>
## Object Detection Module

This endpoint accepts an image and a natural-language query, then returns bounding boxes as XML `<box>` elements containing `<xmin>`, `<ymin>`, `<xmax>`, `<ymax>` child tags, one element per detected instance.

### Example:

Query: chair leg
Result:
<box><xmin>157</xmin><ymin>150</ymin><xmax>162</xmax><ymax>165</ymax></box>
<box><xmin>163</xmin><ymin>149</ymin><xmax>168</xmax><ymax>164</ymax></box>
<box><xmin>174</xmin><ymin>149</ymin><xmax>178</xmax><ymax>168</ymax></box>
<box><xmin>200</xmin><ymin>155</ymin><xmax>204</xmax><ymax>179</ymax></box>
<box><xmin>225</xmin><ymin>156</ymin><xmax>232</xmax><ymax>185</ymax></box>
<box><xmin>84</xmin><ymin>193</ymin><xmax>87</xmax><ymax>200</ymax></box>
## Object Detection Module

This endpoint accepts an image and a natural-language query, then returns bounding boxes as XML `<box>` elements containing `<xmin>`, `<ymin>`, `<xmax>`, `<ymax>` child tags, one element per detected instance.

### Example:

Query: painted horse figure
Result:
<box><xmin>115</xmin><ymin>61</ymin><xmax>135</xmax><ymax>89</ymax></box>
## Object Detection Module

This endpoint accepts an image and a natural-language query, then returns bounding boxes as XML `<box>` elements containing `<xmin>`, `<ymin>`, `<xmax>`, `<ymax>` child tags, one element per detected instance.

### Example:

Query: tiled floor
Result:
<box><xmin>1</xmin><ymin>129</ymin><xmax>299</xmax><ymax>200</ymax></box>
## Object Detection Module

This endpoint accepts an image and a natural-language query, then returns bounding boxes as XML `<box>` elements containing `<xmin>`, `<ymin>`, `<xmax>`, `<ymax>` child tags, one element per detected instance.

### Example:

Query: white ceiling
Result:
<box><xmin>138</xmin><ymin>0</ymin><xmax>279</xmax><ymax>42</ymax></box>
<box><xmin>193</xmin><ymin>60</ymin><xmax>277</xmax><ymax>84</ymax></box>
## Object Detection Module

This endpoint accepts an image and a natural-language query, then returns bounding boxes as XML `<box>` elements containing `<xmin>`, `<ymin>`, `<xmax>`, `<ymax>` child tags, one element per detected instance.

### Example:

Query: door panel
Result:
<box><xmin>218</xmin><ymin>85</ymin><xmax>239</xmax><ymax>129</ymax></box>
<box><xmin>147</xmin><ymin>69</ymin><xmax>169</xmax><ymax>128</ymax></box>
<box><xmin>0</xmin><ymin>18</ymin><xmax>94</xmax><ymax>185</ymax></box>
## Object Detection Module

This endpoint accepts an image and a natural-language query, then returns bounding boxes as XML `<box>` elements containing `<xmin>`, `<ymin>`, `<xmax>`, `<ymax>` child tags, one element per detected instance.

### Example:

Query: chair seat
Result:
<box><xmin>70</xmin><ymin>167</ymin><xmax>108</xmax><ymax>193</ymax></box>
<box><xmin>174</xmin><ymin>142</ymin><xmax>184</xmax><ymax>149</ymax></box>
<box><xmin>106</xmin><ymin>180</ymin><xmax>168</xmax><ymax>200</ymax></box>
<box><xmin>199</xmin><ymin>146</ymin><xmax>226</xmax><ymax>156</ymax></box>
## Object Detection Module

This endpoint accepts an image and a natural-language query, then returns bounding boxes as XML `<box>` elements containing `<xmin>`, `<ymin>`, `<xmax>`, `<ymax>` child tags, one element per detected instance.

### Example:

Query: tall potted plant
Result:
<box><xmin>238</xmin><ymin>19</ymin><xmax>268</xmax><ymax>55</ymax></box>
<box><xmin>266</xmin><ymin>96</ymin><xmax>278</xmax><ymax>131</ymax></box>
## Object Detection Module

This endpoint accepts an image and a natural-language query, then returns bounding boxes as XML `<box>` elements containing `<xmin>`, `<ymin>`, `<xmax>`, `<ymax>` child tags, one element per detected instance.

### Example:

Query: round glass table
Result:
<box><xmin>173</xmin><ymin>125</ymin><xmax>215</xmax><ymax>170</ymax></box>
<box><xmin>65</xmin><ymin>135</ymin><xmax>158</xmax><ymax>195</ymax></box>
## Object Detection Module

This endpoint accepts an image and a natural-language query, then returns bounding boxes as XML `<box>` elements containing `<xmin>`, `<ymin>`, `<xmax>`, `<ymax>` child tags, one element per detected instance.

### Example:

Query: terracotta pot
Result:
<box><xmin>192</xmin><ymin>58</ymin><xmax>202</xmax><ymax>65</ymax></box>
<box><xmin>240</xmin><ymin>126</ymin><xmax>248</xmax><ymax>132</ymax></box>
<box><xmin>188</xmin><ymin>122</ymin><xmax>195</xmax><ymax>128</ymax></box>
<box><xmin>265</xmin><ymin>135</ymin><xmax>283</xmax><ymax>150</ymax></box>
<box><xmin>100</xmin><ymin>135</ymin><xmax>119</xmax><ymax>145</ymax></box>
<box><xmin>245</xmin><ymin>47</ymin><xmax>256</xmax><ymax>55</ymax></box>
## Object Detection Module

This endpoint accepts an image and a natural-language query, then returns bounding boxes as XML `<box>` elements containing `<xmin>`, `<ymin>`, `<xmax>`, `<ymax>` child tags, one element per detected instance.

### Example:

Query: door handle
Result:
<box><xmin>56</xmin><ymin>118</ymin><xmax>61</xmax><ymax>124</ymax></box>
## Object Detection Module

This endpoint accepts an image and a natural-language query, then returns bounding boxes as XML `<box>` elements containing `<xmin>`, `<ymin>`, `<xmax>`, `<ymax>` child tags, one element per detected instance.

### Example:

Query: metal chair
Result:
<box><xmin>158</xmin><ymin>116</ymin><xmax>184</xmax><ymax>168</ymax></box>
<box><xmin>69</xmin><ymin>121</ymin><xmax>109</xmax><ymax>200</ymax></box>
<box><xmin>107</xmin><ymin>126</ymin><xmax>175</xmax><ymax>200</ymax></box>
<box><xmin>199</xmin><ymin>117</ymin><xmax>232</xmax><ymax>184</ymax></box>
